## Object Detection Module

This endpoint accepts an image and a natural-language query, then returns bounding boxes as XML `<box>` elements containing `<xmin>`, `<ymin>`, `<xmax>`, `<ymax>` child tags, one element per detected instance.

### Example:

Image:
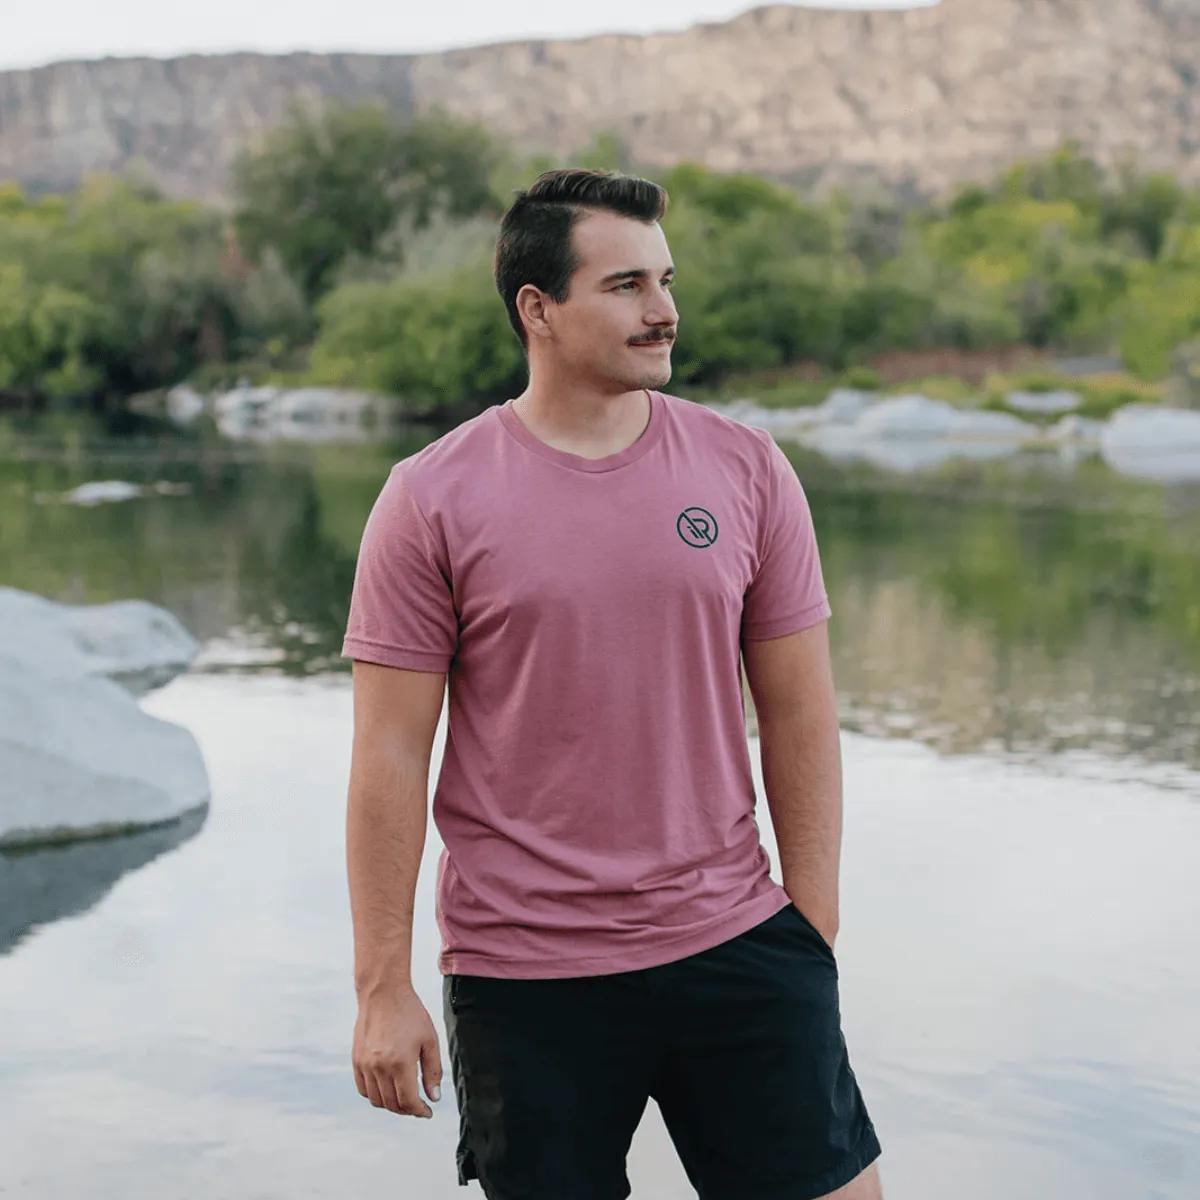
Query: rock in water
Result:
<box><xmin>212</xmin><ymin>385</ymin><xmax>398</xmax><ymax>442</ymax></box>
<box><xmin>57</xmin><ymin>599</ymin><xmax>200</xmax><ymax>695</ymax></box>
<box><xmin>855</xmin><ymin>395</ymin><xmax>1035</xmax><ymax>441</ymax></box>
<box><xmin>1101</xmin><ymin>405</ymin><xmax>1200</xmax><ymax>450</ymax></box>
<box><xmin>1005</xmin><ymin>390</ymin><xmax>1081</xmax><ymax>415</ymax></box>
<box><xmin>0</xmin><ymin>660</ymin><xmax>210</xmax><ymax>848</ymax></box>
<box><xmin>165</xmin><ymin>384</ymin><xmax>207</xmax><ymax>424</ymax></box>
<box><xmin>1100</xmin><ymin>405</ymin><xmax>1200</xmax><ymax>482</ymax></box>
<box><xmin>0</xmin><ymin>588</ymin><xmax>199</xmax><ymax>696</ymax></box>
<box><xmin>61</xmin><ymin>481</ymin><xmax>143</xmax><ymax>506</ymax></box>
<box><xmin>814</xmin><ymin>389</ymin><xmax>879</xmax><ymax>427</ymax></box>
<box><xmin>0</xmin><ymin>589</ymin><xmax>209</xmax><ymax>848</ymax></box>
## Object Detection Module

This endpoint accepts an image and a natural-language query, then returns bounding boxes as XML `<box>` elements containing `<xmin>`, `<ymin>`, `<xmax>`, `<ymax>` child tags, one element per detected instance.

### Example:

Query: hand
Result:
<box><xmin>805</xmin><ymin>908</ymin><xmax>839</xmax><ymax>953</ymax></box>
<box><xmin>352</xmin><ymin>983</ymin><xmax>443</xmax><ymax>1118</ymax></box>
<box><xmin>814</xmin><ymin>919</ymin><xmax>838</xmax><ymax>954</ymax></box>
<box><xmin>787</xmin><ymin>893</ymin><xmax>839</xmax><ymax>955</ymax></box>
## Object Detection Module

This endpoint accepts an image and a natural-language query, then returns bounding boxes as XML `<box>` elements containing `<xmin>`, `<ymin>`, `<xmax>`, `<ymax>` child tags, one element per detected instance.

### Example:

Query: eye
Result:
<box><xmin>615</xmin><ymin>280</ymin><xmax>638</xmax><ymax>292</ymax></box>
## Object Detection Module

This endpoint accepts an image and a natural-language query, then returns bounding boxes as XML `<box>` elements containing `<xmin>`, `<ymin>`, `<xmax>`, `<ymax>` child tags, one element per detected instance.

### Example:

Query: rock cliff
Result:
<box><xmin>1</xmin><ymin>0</ymin><xmax>1198</xmax><ymax>202</ymax></box>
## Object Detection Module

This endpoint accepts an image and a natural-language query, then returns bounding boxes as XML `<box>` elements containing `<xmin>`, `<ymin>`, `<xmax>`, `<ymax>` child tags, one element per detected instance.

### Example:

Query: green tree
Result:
<box><xmin>0</xmin><ymin>176</ymin><xmax>315</xmax><ymax>406</ymax></box>
<box><xmin>659</xmin><ymin>165</ymin><xmax>846</xmax><ymax>380</ymax></box>
<box><xmin>309</xmin><ymin>258</ymin><xmax>524</xmax><ymax>415</ymax></box>
<box><xmin>0</xmin><ymin>264</ymin><xmax>99</xmax><ymax>401</ymax></box>
<box><xmin>1117</xmin><ymin>224</ymin><xmax>1200</xmax><ymax>377</ymax></box>
<box><xmin>232</xmin><ymin>102</ymin><xmax>501</xmax><ymax>301</ymax></box>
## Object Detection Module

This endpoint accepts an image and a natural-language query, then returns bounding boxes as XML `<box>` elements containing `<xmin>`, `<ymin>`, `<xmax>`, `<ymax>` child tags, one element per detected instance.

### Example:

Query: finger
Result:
<box><xmin>420</xmin><ymin>1037</ymin><xmax>444</xmax><ymax>1104</ymax></box>
<box><xmin>376</xmin><ymin>1070</ymin><xmax>407</xmax><ymax>1116</ymax></box>
<box><xmin>397</xmin><ymin>1060</ymin><xmax>433</xmax><ymax>1119</ymax></box>
<box><xmin>353</xmin><ymin>1063</ymin><xmax>369</xmax><ymax>1100</ymax></box>
<box><xmin>364</xmin><ymin>1071</ymin><xmax>387</xmax><ymax>1110</ymax></box>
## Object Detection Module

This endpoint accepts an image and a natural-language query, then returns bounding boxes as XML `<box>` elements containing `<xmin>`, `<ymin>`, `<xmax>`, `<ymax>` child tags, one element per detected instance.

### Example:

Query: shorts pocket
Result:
<box><xmin>786</xmin><ymin>902</ymin><xmax>837</xmax><ymax>959</ymax></box>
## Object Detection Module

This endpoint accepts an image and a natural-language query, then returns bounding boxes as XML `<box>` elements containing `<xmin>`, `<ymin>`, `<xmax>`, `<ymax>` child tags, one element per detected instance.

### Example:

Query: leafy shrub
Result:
<box><xmin>839</xmin><ymin>366</ymin><xmax>883</xmax><ymax>390</ymax></box>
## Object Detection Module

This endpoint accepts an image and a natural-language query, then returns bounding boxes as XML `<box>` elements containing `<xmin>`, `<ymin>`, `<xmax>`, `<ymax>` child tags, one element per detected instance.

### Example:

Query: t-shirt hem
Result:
<box><xmin>742</xmin><ymin>597</ymin><xmax>832</xmax><ymax>643</ymax></box>
<box><xmin>341</xmin><ymin>636</ymin><xmax>450</xmax><ymax>673</ymax></box>
<box><xmin>438</xmin><ymin>887</ymin><xmax>793</xmax><ymax>979</ymax></box>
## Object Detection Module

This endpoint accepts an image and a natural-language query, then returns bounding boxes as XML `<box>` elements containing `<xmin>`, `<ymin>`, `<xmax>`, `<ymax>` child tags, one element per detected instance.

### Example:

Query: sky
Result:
<box><xmin>0</xmin><ymin>0</ymin><xmax>938</xmax><ymax>73</ymax></box>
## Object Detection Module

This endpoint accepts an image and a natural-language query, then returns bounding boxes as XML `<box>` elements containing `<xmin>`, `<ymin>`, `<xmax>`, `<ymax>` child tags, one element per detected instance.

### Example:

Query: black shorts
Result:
<box><xmin>443</xmin><ymin>902</ymin><xmax>882</xmax><ymax>1199</ymax></box>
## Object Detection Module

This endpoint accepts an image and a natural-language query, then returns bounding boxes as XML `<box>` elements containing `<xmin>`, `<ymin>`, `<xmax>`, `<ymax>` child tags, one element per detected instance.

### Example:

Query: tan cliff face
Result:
<box><xmin>1</xmin><ymin>0</ymin><xmax>1198</xmax><ymax>203</ymax></box>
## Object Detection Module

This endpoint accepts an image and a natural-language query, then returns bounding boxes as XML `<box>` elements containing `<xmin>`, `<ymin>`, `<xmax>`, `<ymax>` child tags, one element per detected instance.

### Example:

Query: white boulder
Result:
<box><xmin>271</xmin><ymin>389</ymin><xmax>395</xmax><ymax>443</ymax></box>
<box><xmin>1100</xmin><ymin>405</ymin><xmax>1200</xmax><ymax>482</ymax></box>
<box><xmin>214</xmin><ymin>384</ymin><xmax>282</xmax><ymax>420</ymax></box>
<box><xmin>38</xmin><ymin>480</ymin><xmax>190</xmax><ymax>507</ymax></box>
<box><xmin>62</xmin><ymin>481</ymin><xmax>143</xmax><ymax>506</ymax></box>
<box><xmin>0</xmin><ymin>659</ymin><xmax>209</xmax><ymax>848</ymax></box>
<box><xmin>707</xmin><ymin>399</ymin><xmax>824</xmax><ymax>439</ymax></box>
<box><xmin>213</xmin><ymin>385</ymin><xmax>397</xmax><ymax>442</ymax></box>
<box><xmin>0</xmin><ymin>590</ymin><xmax>209</xmax><ymax>848</ymax></box>
<box><xmin>855</xmin><ymin>395</ymin><xmax>1035</xmax><ymax>441</ymax></box>
<box><xmin>1005</xmin><ymin>390</ymin><xmax>1081</xmax><ymax>415</ymax></box>
<box><xmin>855</xmin><ymin>394</ymin><xmax>962</xmax><ymax>438</ymax></box>
<box><xmin>1100</xmin><ymin>405</ymin><xmax>1200</xmax><ymax>450</ymax></box>
<box><xmin>0</xmin><ymin>588</ymin><xmax>199</xmax><ymax>696</ymax></box>
<box><xmin>814</xmin><ymin>388</ymin><xmax>878</xmax><ymax>426</ymax></box>
<box><xmin>166</xmin><ymin>384</ymin><xmax>207</xmax><ymax>425</ymax></box>
<box><xmin>213</xmin><ymin>385</ymin><xmax>283</xmax><ymax>439</ymax></box>
<box><xmin>273</xmin><ymin>387</ymin><xmax>380</xmax><ymax>424</ymax></box>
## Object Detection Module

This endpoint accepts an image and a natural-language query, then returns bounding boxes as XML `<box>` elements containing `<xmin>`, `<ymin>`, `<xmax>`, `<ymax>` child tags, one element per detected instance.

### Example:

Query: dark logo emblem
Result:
<box><xmin>677</xmin><ymin>507</ymin><xmax>719</xmax><ymax>549</ymax></box>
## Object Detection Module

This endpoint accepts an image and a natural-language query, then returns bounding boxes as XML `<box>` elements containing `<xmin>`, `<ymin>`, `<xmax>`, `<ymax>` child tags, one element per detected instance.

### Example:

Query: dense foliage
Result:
<box><xmin>231</xmin><ymin>103</ymin><xmax>501</xmax><ymax>302</ymax></box>
<box><xmin>2</xmin><ymin>104</ymin><xmax>1200</xmax><ymax>412</ymax></box>
<box><xmin>0</xmin><ymin>177</ymin><xmax>306</xmax><ymax>406</ymax></box>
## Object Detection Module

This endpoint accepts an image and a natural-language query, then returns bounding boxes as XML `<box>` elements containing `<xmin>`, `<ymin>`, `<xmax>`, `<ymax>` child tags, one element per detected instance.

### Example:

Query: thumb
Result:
<box><xmin>421</xmin><ymin>1035</ymin><xmax>444</xmax><ymax>1104</ymax></box>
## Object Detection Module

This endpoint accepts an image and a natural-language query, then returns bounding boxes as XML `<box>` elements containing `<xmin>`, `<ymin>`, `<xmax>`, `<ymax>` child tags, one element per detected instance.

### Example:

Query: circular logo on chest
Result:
<box><xmin>677</xmin><ymin>507</ymin><xmax>719</xmax><ymax>549</ymax></box>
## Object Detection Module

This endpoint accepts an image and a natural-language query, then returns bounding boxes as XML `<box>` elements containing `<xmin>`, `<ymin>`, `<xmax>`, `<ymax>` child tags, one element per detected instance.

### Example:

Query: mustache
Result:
<box><xmin>628</xmin><ymin>329</ymin><xmax>677</xmax><ymax>346</ymax></box>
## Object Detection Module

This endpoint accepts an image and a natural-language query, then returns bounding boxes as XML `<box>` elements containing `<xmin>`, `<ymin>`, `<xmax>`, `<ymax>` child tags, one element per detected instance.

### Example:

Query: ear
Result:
<box><xmin>515</xmin><ymin>284</ymin><xmax>554</xmax><ymax>342</ymax></box>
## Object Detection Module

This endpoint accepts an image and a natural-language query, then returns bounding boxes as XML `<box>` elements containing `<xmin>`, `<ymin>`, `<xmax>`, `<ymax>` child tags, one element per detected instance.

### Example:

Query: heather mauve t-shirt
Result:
<box><xmin>343</xmin><ymin>391</ymin><xmax>831</xmax><ymax>979</ymax></box>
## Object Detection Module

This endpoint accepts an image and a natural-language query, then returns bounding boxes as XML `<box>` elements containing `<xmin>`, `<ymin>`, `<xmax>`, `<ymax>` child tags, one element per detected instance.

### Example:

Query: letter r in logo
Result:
<box><xmin>677</xmin><ymin>507</ymin><xmax>719</xmax><ymax>548</ymax></box>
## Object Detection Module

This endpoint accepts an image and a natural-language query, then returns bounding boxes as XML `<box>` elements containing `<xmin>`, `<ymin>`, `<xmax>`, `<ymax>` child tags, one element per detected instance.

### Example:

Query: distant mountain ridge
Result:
<box><xmin>1</xmin><ymin>0</ymin><xmax>1198</xmax><ymax>202</ymax></box>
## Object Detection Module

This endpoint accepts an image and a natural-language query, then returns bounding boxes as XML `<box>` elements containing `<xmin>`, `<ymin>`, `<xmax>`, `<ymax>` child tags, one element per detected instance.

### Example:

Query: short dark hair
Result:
<box><xmin>494</xmin><ymin>169</ymin><xmax>669</xmax><ymax>346</ymax></box>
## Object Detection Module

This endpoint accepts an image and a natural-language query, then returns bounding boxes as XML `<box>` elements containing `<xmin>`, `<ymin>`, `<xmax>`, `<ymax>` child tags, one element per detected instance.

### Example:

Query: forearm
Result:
<box><xmin>758</xmin><ymin>706</ymin><xmax>844</xmax><ymax>945</ymax></box>
<box><xmin>346</xmin><ymin>745</ymin><xmax>430</xmax><ymax>995</ymax></box>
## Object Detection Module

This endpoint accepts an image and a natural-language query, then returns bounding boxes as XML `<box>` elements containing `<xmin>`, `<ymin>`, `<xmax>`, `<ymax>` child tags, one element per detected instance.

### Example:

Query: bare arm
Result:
<box><xmin>346</xmin><ymin>659</ymin><xmax>446</xmax><ymax>1118</ymax></box>
<box><xmin>743</xmin><ymin>621</ymin><xmax>844</xmax><ymax>950</ymax></box>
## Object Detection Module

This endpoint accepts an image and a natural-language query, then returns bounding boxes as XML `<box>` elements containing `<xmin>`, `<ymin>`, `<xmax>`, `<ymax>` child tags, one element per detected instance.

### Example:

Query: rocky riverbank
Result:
<box><xmin>709</xmin><ymin>389</ymin><xmax>1200</xmax><ymax>482</ymax></box>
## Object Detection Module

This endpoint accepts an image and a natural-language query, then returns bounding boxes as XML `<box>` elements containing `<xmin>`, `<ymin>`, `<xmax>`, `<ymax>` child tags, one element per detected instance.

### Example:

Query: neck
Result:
<box><xmin>513</xmin><ymin>367</ymin><xmax>653</xmax><ymax>458</ymax></box>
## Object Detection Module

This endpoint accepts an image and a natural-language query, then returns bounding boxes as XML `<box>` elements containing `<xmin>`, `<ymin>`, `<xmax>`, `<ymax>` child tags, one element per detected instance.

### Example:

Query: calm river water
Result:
<box><xmin>1</xmin><ymin>412</ymin><xmax>1199</xmax><ymax>1198</ymax></box>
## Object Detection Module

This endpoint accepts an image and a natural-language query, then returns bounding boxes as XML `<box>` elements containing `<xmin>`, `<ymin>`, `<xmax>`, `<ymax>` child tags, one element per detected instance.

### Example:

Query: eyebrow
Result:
<box><xmin>599</xmin><ymin>266</ymin><xmax>676</xmax><ymax>286</ymax></box>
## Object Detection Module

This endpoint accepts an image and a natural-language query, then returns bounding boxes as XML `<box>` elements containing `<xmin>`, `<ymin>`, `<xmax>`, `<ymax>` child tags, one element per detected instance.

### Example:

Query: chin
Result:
<box><xmin>599</xmin><ymin>350</ymin><xmax>673</xmax><ymax>393</ymax></box>
<box><xmin>626</xmin><ymin>362</ymin><xmax>673</xmax><ymax>391</ymax></box>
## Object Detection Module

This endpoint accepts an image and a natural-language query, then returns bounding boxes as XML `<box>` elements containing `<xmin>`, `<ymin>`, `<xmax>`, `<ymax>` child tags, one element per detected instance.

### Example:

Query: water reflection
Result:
<box><xmin>0</xmin><ymin>808</ymin><xmax>207</xmax><ymax>955</ymax></box>
<box><xmin>2</xmin><ymin>414</ymin><xmax>1199</xmax><ymax>771</ymax></box>
<box><xmin>2</xmin><ymin>677</ymin><xmax>1195</xmax><ymax>1199</ymax></box>
<box><xmin>784</xmin><ymin>448</ymin><xmax>1200</xmax><ymax>771</ymax></box>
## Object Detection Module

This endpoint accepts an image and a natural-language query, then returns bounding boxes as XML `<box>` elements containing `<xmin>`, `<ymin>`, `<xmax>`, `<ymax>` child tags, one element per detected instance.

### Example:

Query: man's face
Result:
<box><xmin>534</xmin><ymin>210</ymin><xmax>678</xmax><ymax>393</ymax></box>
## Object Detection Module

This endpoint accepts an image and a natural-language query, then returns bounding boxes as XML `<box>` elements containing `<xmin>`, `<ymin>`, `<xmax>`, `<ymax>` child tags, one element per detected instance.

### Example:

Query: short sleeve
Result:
<box><xmin>342</xmin><ymin>466</ymin><xmax>458</xmax><ymax>673</ymax></box>
<box><xmin>741</xmin><ymin>434</ymin><xmax>831</xmax><ymax>642</ymax></box>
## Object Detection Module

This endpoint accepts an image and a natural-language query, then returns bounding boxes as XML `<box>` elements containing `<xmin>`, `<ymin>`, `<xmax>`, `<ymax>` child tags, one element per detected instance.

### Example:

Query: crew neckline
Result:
<box><xmin>497</xmin><ymin>391</ymin><xmax>665</xmax><ymax>474</ymax></box>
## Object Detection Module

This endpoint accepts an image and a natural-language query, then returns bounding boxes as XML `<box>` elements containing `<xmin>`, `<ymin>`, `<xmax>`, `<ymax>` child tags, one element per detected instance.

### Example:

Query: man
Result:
<box><xmin>343</xmin><ymin>168</ymin><xmax>883</xmax><ymax>1199</ymax></box>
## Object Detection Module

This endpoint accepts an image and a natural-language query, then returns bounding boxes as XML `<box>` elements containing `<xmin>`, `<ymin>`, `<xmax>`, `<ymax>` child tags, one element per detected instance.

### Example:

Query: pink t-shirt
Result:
<box><xmin>343</xmin><ymin>391</ymin><xmax>831</xmax><ymax>979</ymax></box>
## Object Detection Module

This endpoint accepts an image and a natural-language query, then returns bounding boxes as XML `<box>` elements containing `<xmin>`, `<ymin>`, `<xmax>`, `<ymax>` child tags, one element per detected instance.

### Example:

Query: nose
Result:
<box><xmin>645</xmin><ymin>282</ymin><xmax>677</xmax><ymax>327</ymax></box>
